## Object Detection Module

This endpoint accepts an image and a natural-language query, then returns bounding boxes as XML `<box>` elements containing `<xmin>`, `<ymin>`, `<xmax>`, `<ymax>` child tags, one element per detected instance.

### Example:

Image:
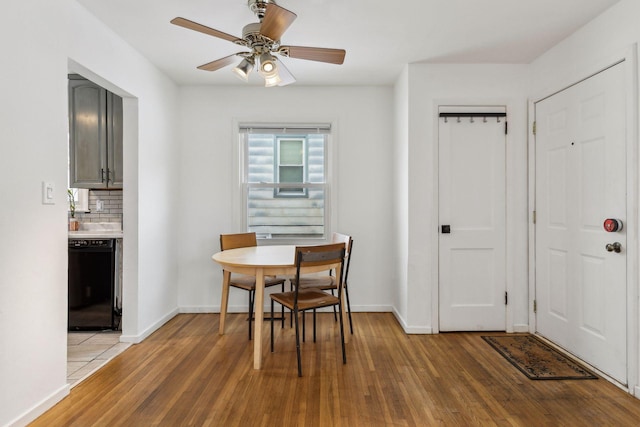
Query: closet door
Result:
<box><xmin>439</xmin><ymin>111</ymin><xmax>507</xmax><ymax>331</ymax></box>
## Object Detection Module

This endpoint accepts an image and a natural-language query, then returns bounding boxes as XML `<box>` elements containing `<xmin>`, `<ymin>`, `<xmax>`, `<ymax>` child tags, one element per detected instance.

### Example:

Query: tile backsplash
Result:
<box><xmin>74</xmin><ymin>190</ymin><xmax>123</xmax><ymax>224</ymax></box>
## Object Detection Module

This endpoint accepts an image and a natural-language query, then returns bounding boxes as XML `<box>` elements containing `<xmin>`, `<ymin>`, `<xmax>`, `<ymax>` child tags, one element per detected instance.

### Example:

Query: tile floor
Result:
<box><xmin>67</xmin><ymin>331</ymin><xmax>131</xmax><ymax>387</ymax></box>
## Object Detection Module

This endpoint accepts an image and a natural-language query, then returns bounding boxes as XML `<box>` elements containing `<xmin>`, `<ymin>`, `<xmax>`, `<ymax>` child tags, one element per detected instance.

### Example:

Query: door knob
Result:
<box><xmin>605</xmin><ymin>242</ymin><xmax>622</xmax><ymax>253</ymax></box>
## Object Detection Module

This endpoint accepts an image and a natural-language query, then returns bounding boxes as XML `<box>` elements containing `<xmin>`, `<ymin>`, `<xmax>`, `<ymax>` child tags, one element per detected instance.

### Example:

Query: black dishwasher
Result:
<box><xmin>68</xmin><ymin>239</ymin><xmax>116</xmax><ymax>330</ymax></box>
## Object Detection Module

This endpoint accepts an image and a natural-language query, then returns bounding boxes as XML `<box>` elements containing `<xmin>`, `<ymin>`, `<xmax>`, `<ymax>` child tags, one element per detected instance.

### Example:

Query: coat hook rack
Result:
<box><xmin>439</xmin><ymin>112</ymin><xmax>507</xmax><ymax>122</ymax></box>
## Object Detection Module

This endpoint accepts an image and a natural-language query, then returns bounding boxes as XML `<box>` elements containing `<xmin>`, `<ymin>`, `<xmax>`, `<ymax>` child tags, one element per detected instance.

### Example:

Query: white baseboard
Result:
<box><xmin>392</xmin><ymin>308</ymin><xmax>433</xmax><ymax>334</ymax></box>
<box><xmin>635</xmin><ymin>385</ymin><xmax>640</xmax><ymax>399</ymax></box>
<box><xmin>179</xmin><ymin>304</ymin><xmax>394</xmax><ymax>314</ymax></box>
<box><xmin>391</xmin><ymin>308</ymin><xmax>528</xmax><ymax>335</ymax></box>
<box><xmin>180</xmin><ymin>305</ymin><xmax>218</xmax><ymax>313</ymax></box>
<box><xmin>120</xmin><ymin>307</ymin><xmax>179</xmax><ymax>344</ymax></box>
<box><xmin>8</xmin><ymin>383</ymin><xmax>69</xmax><ymax>427</ymax></box>
<box><xmin>512</xmin><ymin>324</ymin><xmax>530</xmax><ymax>333</ymax></box>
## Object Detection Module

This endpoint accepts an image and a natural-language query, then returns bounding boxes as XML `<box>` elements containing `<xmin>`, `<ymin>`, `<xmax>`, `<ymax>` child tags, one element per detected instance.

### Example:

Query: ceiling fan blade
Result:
<box><xmin>197</xmin><ymin>54</ymin><xmax>240</xmax><ymax>72</ymax></box>
<box><xmin>260</xmin><ymin>4</ymin><xmax>297</xmax><ymax>41</ymax></box>
<box><xmin>276</xmin><ymin>59</ymin><xmax>296</xmax><ymax>87</ymax></box>
<box><xmin>280</xmin><ymin>46</ymin><xmax>346</xmax><ymax>65</ymax></box>
<box><xmin>170</xmin><ymin>17</ymin><xmax>243</xmax><ymax>44</ymax></box>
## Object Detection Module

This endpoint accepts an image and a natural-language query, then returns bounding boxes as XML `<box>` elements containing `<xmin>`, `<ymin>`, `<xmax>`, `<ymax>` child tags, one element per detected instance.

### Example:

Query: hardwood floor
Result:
<box><xmin>32</xmin><ymin>313</ymin><xmax>640</xmax><ymax>426</ymax></box>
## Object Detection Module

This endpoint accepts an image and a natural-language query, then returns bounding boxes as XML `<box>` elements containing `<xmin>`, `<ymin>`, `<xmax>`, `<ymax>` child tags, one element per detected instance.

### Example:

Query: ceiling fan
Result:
<box><xmin>170</xmin><ymin>0</ymin><xmax>346</xmax><ymax>87</ymax></box>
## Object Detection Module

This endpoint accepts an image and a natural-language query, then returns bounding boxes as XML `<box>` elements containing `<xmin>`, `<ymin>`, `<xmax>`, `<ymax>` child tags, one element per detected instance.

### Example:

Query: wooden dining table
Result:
<box><xmin>212</xmin><ymin>244</ymin><xmax>347</xmax><ymax>369</ymax></box>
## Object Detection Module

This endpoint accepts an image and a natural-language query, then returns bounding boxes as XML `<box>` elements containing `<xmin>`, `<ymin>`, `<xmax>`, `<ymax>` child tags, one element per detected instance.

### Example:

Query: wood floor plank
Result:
<box><xmin>31</xmin><ymin>313</ymin><xmax>640</xmax><ymax>426</ymax></box>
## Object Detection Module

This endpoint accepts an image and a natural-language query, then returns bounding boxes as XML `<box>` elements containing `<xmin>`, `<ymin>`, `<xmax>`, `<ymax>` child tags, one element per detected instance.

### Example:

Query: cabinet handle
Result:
<box><xmin>107</xmin><ymin>169</ymin><xmax>112</xmax><ymax>184</ymax></box>
<box><xmin>101</xmin><ymin>168</ymin><xmax>106</xmax><ymax>183</ymax></box>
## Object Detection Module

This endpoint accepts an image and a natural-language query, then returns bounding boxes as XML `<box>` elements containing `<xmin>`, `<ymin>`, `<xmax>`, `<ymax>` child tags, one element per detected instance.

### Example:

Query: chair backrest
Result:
<box><xmin>331</xmin><ymin>232</ymin><xmax>353</xmax><ymax>282</ymax></box>
<box><xmin>220</xmin><ymin>232</ymin><xmax>257</xmax><ymax>251</ymax></box>
<box><xmin>331</xmin><ymin>232</ymin><xmax>352</xmax><ymax>257</ymax></box>
<box><xmin>294</xmin><ymin>243</ymin><xmax>346</xmax><ymax>302</ymax></box>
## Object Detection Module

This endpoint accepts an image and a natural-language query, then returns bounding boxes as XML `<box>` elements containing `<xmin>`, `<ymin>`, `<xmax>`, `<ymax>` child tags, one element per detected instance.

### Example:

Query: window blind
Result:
<box><xmin>239</xmin><ymin>123</ymin><xmax>331</xmax><ymax>134</ymax></box>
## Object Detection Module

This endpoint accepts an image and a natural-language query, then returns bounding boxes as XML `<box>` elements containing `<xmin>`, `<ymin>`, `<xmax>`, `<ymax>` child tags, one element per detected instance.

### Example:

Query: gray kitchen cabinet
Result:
<box><xmin>68</xmin><ymin>74</ymin><xmax>123</xmax><ymax>189</ymax></box>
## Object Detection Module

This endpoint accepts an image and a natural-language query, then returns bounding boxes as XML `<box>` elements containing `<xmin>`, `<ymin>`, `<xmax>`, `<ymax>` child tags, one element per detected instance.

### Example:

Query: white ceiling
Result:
<box><xmin>76</xmin><ymin>0</ymin><xmax>620</xmax><ymax>87</ymax></box>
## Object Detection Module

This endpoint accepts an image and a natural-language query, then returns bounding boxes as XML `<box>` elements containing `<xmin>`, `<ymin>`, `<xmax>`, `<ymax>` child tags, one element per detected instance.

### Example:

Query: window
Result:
<box><xmin>239</xmin><ymin>123</ymin><xmax>333</xmax><ymax>241</ymax></box>
<box><xmin>276</xmin><ymin>137</ymin><xmax>305</xmax><ymax>196</ymax></box>
<box><xmin>68</xmin><ymin>188</ymin><xmax>89</xmax><ymax>213</ymax></box>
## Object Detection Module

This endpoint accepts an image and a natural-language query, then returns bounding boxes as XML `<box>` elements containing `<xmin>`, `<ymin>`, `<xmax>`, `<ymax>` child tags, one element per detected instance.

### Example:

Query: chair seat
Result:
<box><xmin>271</xmin><ymin>288</ymin><xmax>339</xmax><ymax>311</ymax></box>
<box><xmin>230</xmin><ymin>275</ymin><xmax>285</xmax><ymax>291</ymax></box>
<box><xmin>291</xmin><ymin>276</ymin><xmax>336</xmax><ymax>290</ymax></box>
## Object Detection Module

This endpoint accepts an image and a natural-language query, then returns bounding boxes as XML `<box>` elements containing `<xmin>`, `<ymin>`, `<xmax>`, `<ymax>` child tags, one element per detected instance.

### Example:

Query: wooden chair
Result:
<box><xmin>270</xmin><ymin>243</ymin><xmax>347</xmax><ymax>376</ymax></box>
<box><xmin>290</xmin><ymin>232</ymin><xmax>354</xmax><ymax>334</ymax></box>
<box><xmin>219</xmin><ymin>232</ymin><xmax>286</xmax><ymax>340</ymax></box>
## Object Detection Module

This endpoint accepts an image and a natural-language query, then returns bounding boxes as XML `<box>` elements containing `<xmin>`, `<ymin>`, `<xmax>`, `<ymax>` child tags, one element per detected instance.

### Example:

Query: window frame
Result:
<box><xmin>275</xmin><ymin>136</ymin><xmax>307</xmax><ymax>198</ymax></box>
<box><xmin>234</xmin><ymin>122</ymin><xmax>337</xmax><ymax>245</ymax></box>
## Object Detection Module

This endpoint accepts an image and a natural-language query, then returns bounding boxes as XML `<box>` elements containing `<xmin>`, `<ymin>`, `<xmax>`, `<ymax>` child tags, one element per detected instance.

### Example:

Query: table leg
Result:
<box><xmin>219</xmin><ymin>270</ymin><xmax>231</xmax><ymax>335</ymax></box>
<box><xmin>253</xmin><ymin>268</ymin><xmax>265</xmax><ymax>369</ymax></box>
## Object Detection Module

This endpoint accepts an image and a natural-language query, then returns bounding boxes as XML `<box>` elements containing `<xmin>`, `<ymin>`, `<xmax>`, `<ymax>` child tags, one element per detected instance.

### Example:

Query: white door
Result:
<box><xmin>535</xmin><ymin>63</ymin><xmax>627</xmax><ymax>383</ymax></box>
<box><xmin>439</xmin><ymin>111</ymin><xmax>506</xmax><ymax>331</ymax></box>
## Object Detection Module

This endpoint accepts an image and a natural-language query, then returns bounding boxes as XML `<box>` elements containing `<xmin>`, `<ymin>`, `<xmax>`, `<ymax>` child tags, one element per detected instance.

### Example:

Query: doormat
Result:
<box><xmin>482</xmin><ymin>334</ymin><xmax>598</xmax><ymax>380</ymax></box>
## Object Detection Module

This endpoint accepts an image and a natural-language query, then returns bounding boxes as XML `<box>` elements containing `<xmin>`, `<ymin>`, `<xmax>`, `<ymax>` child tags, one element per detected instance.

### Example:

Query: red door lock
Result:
<box><xmin>604</xmin><ymin>218</ymin><xmax>623</xmax><ymax>232</ymax></box>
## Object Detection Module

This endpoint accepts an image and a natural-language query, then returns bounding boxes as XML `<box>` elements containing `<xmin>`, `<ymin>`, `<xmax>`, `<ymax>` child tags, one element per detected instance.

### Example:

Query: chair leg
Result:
<box><xmin>289</xmin><ymin>281</ymin><xmax>294</xmax><ymax>328</ymax></box>
<box><xmin>248</xmin><ymin>290</ymin><xmax>255</xmax><ymax>341</ymax></box>
<box><xmin>302</xmin><ymin>310</ymin><xmax>306</xmax><ymax>342</ymax></box>
<box><xmin>338</xmin><ymin>302</ymin><xmax>346</xmax><ymax>364</ymax></box>
<box><xmin>281</xmin><ymin>282</ymin><xmax>285</xmax><ymax>328</ymax></box>
<box><xmin>331</xmin><ymin>289</ymin><xmax>337</xmax><ymax>321</ymax></box>
<box><xmin>345</xmin><ymin>286</ymin><xmax>354</xmax><ymax>334</ymax></box>
<box><xmin>294</xmin><ymin>308</ymin><xmax>302</xmax><ymax>376</ymax></box>
<box><xmin>313</xmin><ymin>309</ymin><xmax>317</xmax><ymax>343</ymax></box>
<box><xmin>270</xmin><ymin>299</ymin><xmax>275</xmax><ymax>352</ymax></box>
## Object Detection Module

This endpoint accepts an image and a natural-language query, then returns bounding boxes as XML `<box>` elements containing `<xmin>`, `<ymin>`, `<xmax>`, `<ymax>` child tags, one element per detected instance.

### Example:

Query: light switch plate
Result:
<box><xmin>42</xmin><ymin>181</ymin><xmax>55</xmax><ymax>205</ymax></box>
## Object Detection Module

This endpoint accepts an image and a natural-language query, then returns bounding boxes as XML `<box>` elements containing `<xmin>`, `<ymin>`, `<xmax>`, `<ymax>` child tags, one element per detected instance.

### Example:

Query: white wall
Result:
<box><xmin>1</xmin><ymin>1</ymin><xmax>181</xmax><ymax>425</ymax></box>
<box><xmin>400</xmin><ymin>64</ymin><xmax>530</xmax><ymax>333</ymax></box>
<box><xmin>393</xmin><ymin>67</ymin><xmax>410</xmax><ymax>323</ymax></box>
<box><xmin>530</xmin><ymin>0</ymin><xmax>640</xmax><ymax>98</ymax></box>
<box><xmin>528</xmin><ymin>0</ymin><xmax>640</xmax><ymax>397</ymax></box>
<box><xmin>0</xmin><ymin>2</ymin><xmax>71</xmax><ymax>425</ymax></box>
<box><xmin>175</xmin><ymin>86</ymin><xmax>395</xmax><ymax>313</ymax></box>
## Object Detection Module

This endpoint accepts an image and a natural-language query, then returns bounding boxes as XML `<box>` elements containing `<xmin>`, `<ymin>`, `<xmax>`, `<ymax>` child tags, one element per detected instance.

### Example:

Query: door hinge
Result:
<box><xmin>532</xmin><ymin>121</ymin><xmax>537</xmax><ymax>135</ymax></box>
<box><xmin>532</xmin><ymin>210</ymin><xmax>536</xmax><ymax>224</ymax></box>
<box><xmin>505</xmin><ymin>291</ymin><xmax>508</xmax><ymax>305</ymax></box>
<box><xmin>533</xmin><ymin>300</ymin><xmax>537</xmax><ymax>313</ymax></box>
<box><xmin>505</xmin><ymin>121</ymin><xmax>508</xmax><ymax>135</ymax></box>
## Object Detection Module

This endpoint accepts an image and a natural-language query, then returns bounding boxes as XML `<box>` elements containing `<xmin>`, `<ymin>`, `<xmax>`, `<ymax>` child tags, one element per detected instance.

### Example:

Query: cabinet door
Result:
<box><xmin>69</xmin><ymin>78</ymin><xmax>108</xmax><ymax>188</ymax></box>
<box><xmin>107</xmin><ymin>93</ymin><xmax>123</xmax><ymax>188</ymax></box>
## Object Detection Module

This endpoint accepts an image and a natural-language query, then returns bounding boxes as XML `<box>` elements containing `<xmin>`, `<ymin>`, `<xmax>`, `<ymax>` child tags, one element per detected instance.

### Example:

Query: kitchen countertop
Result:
<box><xmin>68</xmin><ymin>230</ymin><xmax>123</xmax><ymax>239</ymax></box>
<box><xmin>69</xmin><ymin>222</ymin><xmax>123</xmax><ymax>239</ymax></box>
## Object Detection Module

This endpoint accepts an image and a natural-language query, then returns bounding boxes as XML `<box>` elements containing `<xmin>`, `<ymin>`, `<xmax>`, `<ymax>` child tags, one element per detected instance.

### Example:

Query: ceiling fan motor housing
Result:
<box><xmin>242</xmin><ymin>22</ymin><xmax>279</xmax><ymax>50</ymax></box>
<box><xmin>248</xmin><ymin>0</ymin><xmax>276</xmax><ymax>20</ymax></box>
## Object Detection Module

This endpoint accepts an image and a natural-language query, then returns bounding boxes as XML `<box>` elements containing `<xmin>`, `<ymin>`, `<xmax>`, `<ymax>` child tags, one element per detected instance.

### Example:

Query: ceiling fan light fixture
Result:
<box><xmin>232</xmin><ymin>57</ymin><xmax>255</xmax><ymax>81</ymax></box>
<box><xmin>264</xmin><ymin>72</ymin><xmax>282</xmax><ymax>87</ymax></box>
<box><xmin>258</xmin><ymin>51</ymin><xmax>277</xmax><ymax>75</ymax></box>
